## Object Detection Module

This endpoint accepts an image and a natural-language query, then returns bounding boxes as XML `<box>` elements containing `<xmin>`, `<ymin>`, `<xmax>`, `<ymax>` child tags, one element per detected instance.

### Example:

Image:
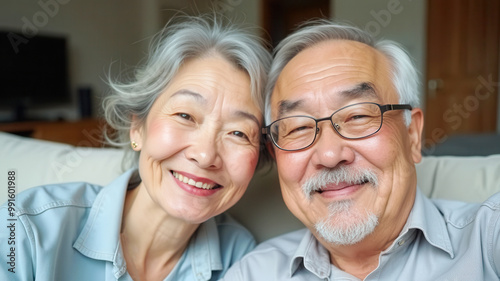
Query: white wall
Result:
<box><xmin>0</xmin><ymin>0</ymin><xmax>159</xmax><ymax>121</ymax></box>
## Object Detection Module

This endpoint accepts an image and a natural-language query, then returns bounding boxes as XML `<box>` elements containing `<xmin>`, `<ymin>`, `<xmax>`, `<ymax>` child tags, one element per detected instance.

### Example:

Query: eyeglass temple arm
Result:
<box><xmin>261</xmin><ymin>127</ymin><xmax>268</xmax><ymax>135</ymax></box>
<box><xmin>381</xmin><ymin>104</ymin><xmax>413</xmax><ymax>113</ymax></box>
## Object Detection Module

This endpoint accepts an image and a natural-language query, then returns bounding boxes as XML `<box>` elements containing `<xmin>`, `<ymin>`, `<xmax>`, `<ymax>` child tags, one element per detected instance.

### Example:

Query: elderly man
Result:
<box><xmin>222</xmin><ymin>20</ymin><xmax>500</xmax><ymax>280</ymax></box>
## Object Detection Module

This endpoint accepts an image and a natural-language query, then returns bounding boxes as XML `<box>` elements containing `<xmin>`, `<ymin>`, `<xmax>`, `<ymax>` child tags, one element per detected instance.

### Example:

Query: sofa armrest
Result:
<box><xmin>0</xmin><ymin>132</ymin><xmax>125</xmax><ymax>194</ymax></box>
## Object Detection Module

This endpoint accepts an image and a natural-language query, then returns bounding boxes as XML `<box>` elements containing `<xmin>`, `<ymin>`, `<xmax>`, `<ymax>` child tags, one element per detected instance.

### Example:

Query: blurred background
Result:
<box><xmin>0</xmin><ymin>0</ymin><xmax>498</xmax><ymax>155</ymax></box>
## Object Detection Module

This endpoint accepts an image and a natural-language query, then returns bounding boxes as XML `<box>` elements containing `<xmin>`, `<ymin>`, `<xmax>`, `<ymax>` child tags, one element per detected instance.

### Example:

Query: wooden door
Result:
<box><xmin>262</xmin><ymin>0</ymin><xmax>330</xmax><ymax>47</ymax></box>
<box><xmin>424</xmin><ymin>0</ymin><xmax>500</xmax><ymax>147</ymax></box>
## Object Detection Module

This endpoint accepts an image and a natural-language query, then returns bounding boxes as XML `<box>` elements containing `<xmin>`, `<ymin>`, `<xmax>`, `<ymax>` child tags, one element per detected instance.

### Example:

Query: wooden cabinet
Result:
<box><xmin>0</xmin><ymin>119</ymin><xmax>111</xmax><ymax>147</ymax></box>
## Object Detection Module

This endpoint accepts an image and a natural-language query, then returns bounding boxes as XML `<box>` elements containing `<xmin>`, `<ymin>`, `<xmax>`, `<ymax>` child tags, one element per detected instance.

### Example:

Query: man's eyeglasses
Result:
<box><xmin>262</xmin><ymin>102</ymin><xmax>413</xmax><ymax>151</ymax></box>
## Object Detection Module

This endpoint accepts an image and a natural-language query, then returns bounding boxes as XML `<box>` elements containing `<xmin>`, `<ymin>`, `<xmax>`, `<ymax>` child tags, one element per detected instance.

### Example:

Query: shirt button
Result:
<box><xmin>398</xmin><ymin>239</ymin><xmax>405</xmax><ymax>246</ymax></box>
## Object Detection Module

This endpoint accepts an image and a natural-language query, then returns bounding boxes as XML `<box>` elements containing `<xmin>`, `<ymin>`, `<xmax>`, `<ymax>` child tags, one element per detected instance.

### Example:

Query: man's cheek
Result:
<box><xmin>361</xmin><ymin>133</ymin><xmax>397</xmax><ymax>165</ymax></box>
<box><xmin>276</xmin><ymin>152</ymin><xmax>308</xmax><ymax>184</ymax></box>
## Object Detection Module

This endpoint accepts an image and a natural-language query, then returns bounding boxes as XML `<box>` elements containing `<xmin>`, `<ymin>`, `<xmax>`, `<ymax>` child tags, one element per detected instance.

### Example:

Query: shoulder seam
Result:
<box><xmin>487</xmin><ymin>206</ymin><xmax>500</xmax><ymax>276</ymax></box>
<box><xmin>14</xmin><ymin>200</ymin><xmax>94</xmax><ymax>216</ymax></box>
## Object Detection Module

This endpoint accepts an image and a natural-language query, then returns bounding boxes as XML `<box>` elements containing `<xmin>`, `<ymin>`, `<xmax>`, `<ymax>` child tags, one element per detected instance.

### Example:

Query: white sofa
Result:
<box><xmin>1</xmin><ymin>131</ymin><xmax>500</xmax><ymax>242</ymax></box>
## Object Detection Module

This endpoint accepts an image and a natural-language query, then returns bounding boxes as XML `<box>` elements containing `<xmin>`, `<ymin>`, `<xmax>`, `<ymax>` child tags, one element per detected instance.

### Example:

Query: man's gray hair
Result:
<box><xmin>265</xmin><ymin>19</ymin><xmax>420</xmax><ymax>126</ymax></box>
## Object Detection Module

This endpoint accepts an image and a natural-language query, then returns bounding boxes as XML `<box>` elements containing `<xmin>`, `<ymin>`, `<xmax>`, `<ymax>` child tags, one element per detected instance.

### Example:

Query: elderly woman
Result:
<box><xmin>0</xmin><ymin>15</ymin><xmax>271</xmax><ymax>281</ymax></box>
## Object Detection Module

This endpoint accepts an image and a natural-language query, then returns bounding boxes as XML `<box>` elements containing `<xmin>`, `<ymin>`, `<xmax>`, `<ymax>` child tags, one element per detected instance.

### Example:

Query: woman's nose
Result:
<box><xmin>185</xmin><ymin>133</ymin><xmax>223</xmax><ymax>169</ymax></box>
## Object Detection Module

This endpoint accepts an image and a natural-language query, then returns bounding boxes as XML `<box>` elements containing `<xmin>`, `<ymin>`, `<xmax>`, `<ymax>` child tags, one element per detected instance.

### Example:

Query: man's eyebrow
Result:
<box><xmin>275</xmin><ymin>82</ymin><xmax>378</xmax><ymax>119</ymax></box>
<box><xmin>339</xmin><ymin>82</ymin><xmax>378</xmax><ymax>100</ymax></box>
<box><xmin>277</xmin><ymin>100</ymin><xmax>303</xmax><ymax>119</ymax></box>
<box><xmin>171</xmin><ymin>89</ymin><xmax>207</xmax><ymax>104</ymax></box>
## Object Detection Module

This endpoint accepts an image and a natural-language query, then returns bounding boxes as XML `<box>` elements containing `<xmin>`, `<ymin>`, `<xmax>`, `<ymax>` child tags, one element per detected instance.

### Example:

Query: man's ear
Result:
<box><xmin>408</xmin><ymin>108</ymin><xmax>424</xmax><ymax>164</ymax></box>
<box><xmin>266</xmin><ymin>141</ymin><xmax>276</xmax><ymax>160</ymax></box>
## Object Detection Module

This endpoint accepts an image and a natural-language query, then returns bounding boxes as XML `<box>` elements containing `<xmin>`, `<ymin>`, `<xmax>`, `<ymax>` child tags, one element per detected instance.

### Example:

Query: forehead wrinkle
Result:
<box><xmin>281</xmin><ymin>59</ymin><xmax>378</xmax><ymax>96</ymax></box>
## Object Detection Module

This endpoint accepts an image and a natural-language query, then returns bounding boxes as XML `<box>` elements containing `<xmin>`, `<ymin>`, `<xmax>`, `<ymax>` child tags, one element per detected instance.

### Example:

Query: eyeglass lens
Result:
<box><xmin>270</xmin><ymin>103</ymin><xmax>383</xmax><ymax>151</ymax></box>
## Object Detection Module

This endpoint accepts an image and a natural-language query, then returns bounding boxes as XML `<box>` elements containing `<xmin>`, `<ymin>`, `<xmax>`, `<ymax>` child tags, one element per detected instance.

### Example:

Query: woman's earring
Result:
<box><xmin>131</xmin><ymin>141</ymin><xmax>138</xmax><ymax>149</ymax></box>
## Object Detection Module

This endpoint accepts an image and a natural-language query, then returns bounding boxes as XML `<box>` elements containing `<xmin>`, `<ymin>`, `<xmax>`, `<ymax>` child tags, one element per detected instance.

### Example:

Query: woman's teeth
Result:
<box><xmin>172</xmin><ymin>171</ymin><xmax>216</xmax><ymax>190</ymax></box>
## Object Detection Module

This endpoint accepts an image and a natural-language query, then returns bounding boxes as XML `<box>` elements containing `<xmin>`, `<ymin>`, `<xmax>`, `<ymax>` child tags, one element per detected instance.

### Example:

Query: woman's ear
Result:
<box><xmin>129</xmin><ymin>115</ymin><xmax>143</xmax><ymax>150</ymax></box>
<box><xmin>408</xmin><ymin>108</ymin><xmax>424</xmax><ymax>164</ymax></box>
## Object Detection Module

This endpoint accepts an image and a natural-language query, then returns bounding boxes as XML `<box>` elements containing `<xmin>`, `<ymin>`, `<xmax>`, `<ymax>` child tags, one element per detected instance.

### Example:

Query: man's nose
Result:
<box><xmin>310</xmin><ymin>123</ymin><xmax>355</xmax><ymax>169</ymax></box>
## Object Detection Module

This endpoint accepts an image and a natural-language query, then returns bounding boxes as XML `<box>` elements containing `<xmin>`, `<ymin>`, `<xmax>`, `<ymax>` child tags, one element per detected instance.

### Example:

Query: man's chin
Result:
<box><xmin>314</xmin><ymin>205</ymin><xmax>379</xmax><ymax>246</ymax></box>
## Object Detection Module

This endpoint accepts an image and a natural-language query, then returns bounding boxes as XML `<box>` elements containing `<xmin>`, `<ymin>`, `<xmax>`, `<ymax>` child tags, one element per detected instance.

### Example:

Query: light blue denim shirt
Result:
<box><xmin>222</xmin><ymin>188</ymin><xmax>500</xmax><ymax>281</ymax></box>
<box><xmin>0</xmin><ymin>169</ymin><xmax>255</xmax><ymax>281</ymax></box>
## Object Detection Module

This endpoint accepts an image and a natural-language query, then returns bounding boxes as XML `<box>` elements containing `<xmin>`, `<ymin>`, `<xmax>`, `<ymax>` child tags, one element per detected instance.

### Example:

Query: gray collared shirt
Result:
<box><xmin>222</xmin><ymin>188</ymin><xmax>500</xmax><ymax>280</ymax></box>
<box><xmin>0</xmin><ymin>169</ymin><xmax>255</xmax><ymax>281</ymax></box>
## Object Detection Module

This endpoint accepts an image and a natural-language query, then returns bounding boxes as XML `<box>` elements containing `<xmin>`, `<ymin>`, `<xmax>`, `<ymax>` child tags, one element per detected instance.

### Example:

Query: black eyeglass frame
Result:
<box><xmin>262</xmin><ymin>102</ymin><xmax>413</xmax><ymax>151</ymax></box>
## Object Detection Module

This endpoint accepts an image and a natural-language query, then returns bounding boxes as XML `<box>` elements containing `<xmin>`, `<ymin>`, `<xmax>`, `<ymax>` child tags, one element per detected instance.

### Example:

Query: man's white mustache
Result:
<box><xmin>302</xmin><ymin>165</ymin><xmax>379</xmax><ymax>199</ymax></box>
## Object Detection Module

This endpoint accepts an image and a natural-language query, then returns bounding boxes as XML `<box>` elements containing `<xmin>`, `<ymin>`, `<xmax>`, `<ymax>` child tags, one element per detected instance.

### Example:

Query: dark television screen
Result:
<box><xmin>0</xmin><ymin>31</ymin><xmax>70</xmax><ymax>110</ymax></box>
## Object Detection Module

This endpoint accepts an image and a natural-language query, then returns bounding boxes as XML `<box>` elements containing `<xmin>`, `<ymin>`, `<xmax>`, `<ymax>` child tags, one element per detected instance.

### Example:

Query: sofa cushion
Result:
<box><xmin>1</xmin><ymin>131</ymin><xmax>499</xmax><ymax>242</ymax></box>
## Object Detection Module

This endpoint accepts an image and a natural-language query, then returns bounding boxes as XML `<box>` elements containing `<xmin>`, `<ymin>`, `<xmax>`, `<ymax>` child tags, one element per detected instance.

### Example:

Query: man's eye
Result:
<box><xmin>287</xmin><ymin>126</ymin><xmax>313</xmax><ymax>136</ymax></box>
<box><xmin>344</xmin><ymin>114</ymin><xmax>372</xmax><ymax>123</ymax></box>
<box><xmin>351</xmin><ymin>115</ymin><xmax>368</xmax><ymax>120</ymax></box>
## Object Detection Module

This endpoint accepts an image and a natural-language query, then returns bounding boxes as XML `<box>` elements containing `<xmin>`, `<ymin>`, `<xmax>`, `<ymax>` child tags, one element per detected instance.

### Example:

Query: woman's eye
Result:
<box><xmin>176</xmin><ymin>113</ymin><xmax>193</xmax><ymax>121</ymax></box>
<box><xmin>231</xmin><ymin>131</ymin><xmax>249</xmax><ymax>140</ymax></box>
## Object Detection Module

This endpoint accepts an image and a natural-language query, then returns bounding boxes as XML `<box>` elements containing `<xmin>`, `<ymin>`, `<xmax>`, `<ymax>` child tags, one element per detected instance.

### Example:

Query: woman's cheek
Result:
<box><xmin>226</xmin><ymin>145</ymin><xmax>260</xmax><ymax>185</ymax></box>
<box><xmin>143</xmin><ymin>125</ymin><xmax>181</xmax><ymax>160</ymax></box>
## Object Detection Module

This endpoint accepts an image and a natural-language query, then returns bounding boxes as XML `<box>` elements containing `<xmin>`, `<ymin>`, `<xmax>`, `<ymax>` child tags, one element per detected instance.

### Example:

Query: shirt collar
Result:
<box><xmin>73</xmin><ymin>169</ymin><xmax>136</xmax><ymax>278</ymax></box>
<box><xmin>288</xmin><ymin>188</ymin><xmax>455</xmax><ymax>278</ymax></box>
<box><xmin>399</xmin><ymin>187</ymin><xmax>454</xmax><ymax>258</ymax></box>
<box><xmin>289</xmin><ymin>230</ymin><xmax>331</xmax><ymax>279</ymax></box>
<box><xmin>72</xmin><ymin>169</ymin><xmax>224</xmax><ymax>280</ymax></box>
<box><xmin>189</xmin><ymin>217</ymin><xmax>223</xmax><ymax>280</ymax></box>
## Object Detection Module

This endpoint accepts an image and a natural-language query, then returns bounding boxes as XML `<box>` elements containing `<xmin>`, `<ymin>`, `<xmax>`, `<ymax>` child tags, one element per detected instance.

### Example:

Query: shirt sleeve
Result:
<box><xmin>219</xmin><ymin>260</ymin><xmax>243</xmax><ymax>281</ymax></box>
<box><xmin>0</xmin><ymin>205</ymin><xmax>35</xmax><ymax>281</ymax></box>
<box><xmin>491</xmin><ymin>206</ymin><xmax>500</xmax><ymax>277</ymax></box>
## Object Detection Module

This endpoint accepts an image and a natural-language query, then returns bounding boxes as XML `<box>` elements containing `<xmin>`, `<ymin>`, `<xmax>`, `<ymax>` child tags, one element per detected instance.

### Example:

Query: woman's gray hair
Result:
<box><xmin>265</xmin><ymin>19</ymin><xmax>420</xmax><ymax>126</ymax></box>
<box><xmin>103</xmin><ymin>14</ymin><xmax>272</xmax><ymax>168</ymax></box>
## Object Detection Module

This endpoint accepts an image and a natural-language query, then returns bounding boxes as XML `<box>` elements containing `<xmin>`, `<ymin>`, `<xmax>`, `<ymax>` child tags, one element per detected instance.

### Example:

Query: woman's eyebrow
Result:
<box><xmin>233</xmin><ymin>110</ymin><xmax>261</xmax><ymax>127</ymax></box>
<box><xmin>172</xmin><ymin>89</ymin><xmax>260</xmax><ymax>126</ymax></box>
<box><xmin>171</xmin><ymin>89</ymin><xmax>207</xmax><ymax>104</ymax></box>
